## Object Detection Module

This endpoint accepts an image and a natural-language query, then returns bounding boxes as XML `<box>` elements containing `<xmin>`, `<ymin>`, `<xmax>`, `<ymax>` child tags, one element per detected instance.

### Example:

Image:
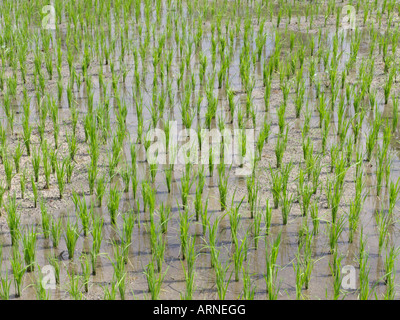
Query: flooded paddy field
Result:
<box><xmin>0</xmin><ymin>0</ymin><xmax>400</xmax><ymax>300</ymax></box>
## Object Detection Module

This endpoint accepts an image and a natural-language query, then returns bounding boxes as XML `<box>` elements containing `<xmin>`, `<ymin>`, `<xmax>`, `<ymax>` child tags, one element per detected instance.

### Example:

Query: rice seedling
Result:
<box><xmin>55</xmin><ymin>159</ymin><xmax>66</xmax><ymax>199</ymax></box>
<box><xmin>50</xmin><ymin>215</ymin><xmax>62</xmax><ymax>248</ymax></box>
<box><xmin>64</xmin><ymin>158</ymin><xmax>75</xmax><ymax>184</ymax></box>
<box><xmin>277</xmin><ymin>103</ymin><xmax>286</xmax><ymax>134</ymax></box>
<box><xmin>120</xmin><ymin>164</ymin><xmax>130</xmax><ymax>193</ymax></box>
<box><xmin>253</xmin><ymin>207</ymin><xmax>262</xmax><ymax>249</ymax></box>
<box><xmin>200</xmin><ymin>197</ymin><xmax>210</xmax><ymax>236</ymax></box>
<box><xmin>31</xmin><ymin>146</ymin><xmax>41</xmax><ymax>183</ymax></box>
<box><xmin>261</xmin><ymin>197</ymin><xmax>272</xmax><ymax>237</ymax></box>
<box><xmin>388</xmin><ymin>177</ymin><xmax>400</xmax><ymax>217</ymax></box>
<box><xmin>152</xmin><ymin>224</ymin><xmax>166</xmax><ymax>274</ymax></box>
<box><xmin>144</xmin><ymin>259</ymin><xmax>168</xmax><ymax>300</ymax></box>
<box><xmin>180</xmin><ymin>236</ymin><xmax>196</xmax><ymax>300</ymax></box>
<box><xmin>3</xmin><ymin>155</ymin><xmax>14</xmax><ymax>190</ymax></box>
<box><xmin>95</xmin><ymin>174</ymin><xmax>106</xmax><ymax>206</ymax></box>
<box><xmin>66</xmin><ymin>268</ymin><xmax>83</xmax><ymax>300</ymax></box>
<box><xmin>359</xmin><ymin>242</ymin><xmax>371</xmax><ymax>300</ymax></box>
<box><xmin>384</xmin><ymin>153</ymin><xmax>393</xmax><ymax>190</ymax></box>
<box><xmin>346</xmin><ymin>200</ymin><xmax>360</xmax><ymax>244</ymax></box>
<box><xmin>0</xmin><ymin>184</ymin><xmax>5</xmax><ymax>213</ymax></box>
<box><xmin>90</xmin><ymin>208</ymin><xmax>103</xmax><ymax>273</ymax></box>
<box><xmin>269</xmin><ymin>166</ymin><xmax>282</xmax><ymax>209</ymax></box>
<box><xmin>392</xmin><ymin>95</ymin><xmax>398</xmax><ymax>132</ymax></box>
<box><xmin>108</xmin><ymin>184</ymin><xmax>122</xmax><ymax>225</ymax></box>
<box><xmin>265</xmin><ymin>232</ymin><xmax>281</xmax><ymax>300</ymax></box>
<box><xmin>64</xmin><ymin>218</ymin><xmax>80</xmax><ymax>260</ymax></box>
<box><xmin>6</xmin><ymin>192</ymin><xmax>20</xmax><ymax>246</ymax></box>
<box><xmin>41</xmin><ymin>146</ymin><xmax>51</xmax><ymax>190</ymax></box>
<box><xmin>80</xmin><ymin>254</ymin><xmax>91</xmax><ymax>293</ymax></box>
<box><xmin>87</xmin><ymin>163</ymin><xmax>97</xmax><ymax>196</ymax></box>
<box><xmin>246</xmin><ymin>173</ymin><xmax>259</xmax><ymax>218</ymax></box>
<box><xmin>302</xmin><ymin>136</ymin><xmax>313</xmax><ymax>165</ymax></box>
<box><xmin>48</xmin><ymin>255</ymin><xmax>60</xmax><ymax>286</ymax></box>
<box><xmin>327</xmin><ymin>215</ymin><xmax>345</xmax><ymax>253</ymax></box>
<box><xmin>281</xmin><ymin>191</ymin><xmax>294</xmax><ymax>226</ymax></box>
<box><xmin>375</xmin><ymin>210</ymin><xmax>390</xmax><ymax>253</ymax></box>
<box><xmin>10</xmin><ymin>248</ymin><xmax>27</xmax><ymax>298</ymax></box>
<box><xmin>109</xmin><ymin>241</ymin><xmax>127</xmax><ymax>300</ymax></box>
<box><xmin>331</xmin><ymin>176</ymin><xmax>346</xmax><ymax>224</ymax></box>
<box><xmin>208</xmin><ymin>214</ymin><xmax>222</xmax><ymax>269</ymax></box>
<box><xmin>241</xmin><ymin>263</ymin><xmax>256</xmax><ymax>300</ymax></box>
<box><xmin>22</xmin><ymin>119</ymin><xmax>32</xmax><ymax>157</ymax></box>
<box><xmin>0</xmin><ymin>268</ymin><xmax>12</xmax><ymax>300</ymax></box>
<box><xmin>149</xmin><ymin>162</ymin><xmax>158</xmax><ymax>184</ymax></box>
<box><xmin>214</xmin><ymin>251</ymin><xmax>232</xmax><ymax>300</ymax></box>
<box><xmin>31</xmin><ymin>176</ymin><xmax>38</xmax><ymax>209</ymax></box>
<box><xmin>102</xmin><ymin>280</ymin><xmax>118</xmax><ymax>300</ymax></box>
<box><xmin>22</xmin><ymin>226</ymin><xmax>37</xmax><ymax>272</ymax></box>
<box><xmin>329</xmin><ymin>250</ymin><xmax>343</xmax><ymax>300</ymax></box>
<box><xmin>228</xmin><ymin>192</ymin><xmax>243</xmax><ymax>240</ymax></box>
<box><xmin>384</xmin><ymin>69</ymin><xmax>395</xmax><ymax>104</ymax></box>
<box><xmin>293</xmin><ymin>253</ymin><xmax>305</xmax><ymax>300</ymax></box>
<box><xmin>145</xmin><ymin>182</ymin><xmax>156</xmax><ymax>219</ymax></box>
<box><xmin>300</xmin><ymin>182</ymin><xmax>313</xmax><ymax>217</ymax></box>
<box><xmin>232</xmin><ymin>230</ymin><xmax>248</xmax><ymax>282</ymax></box>
<box><xmin>384</xmin><ymin>244</ymin><xmax>399</xmax><ymax>299</ymax></box>
<box><xmin>366</xmin><ymin>124</ymin><xmax>380</xmax><ymax>163</ymax></box>
<box><xmin>194</xmin><ymin>184</ymin><xmax>204</xmax><ymax>223</ymax></box>
<box><xmin>76</xmin><ymin>196</ymin><xmax>91</xmax><ymax>237</ymax></box>
<box><xmin>180</xmin><ymin>169</ymin><xmax>194</xmax><ymax>209</ymax></box>
<box><xmin>300</xmin><ymin>231</ymin><xmax>314</xmax><ymax>290</ymax></box>
<box><xmin>179</xmin><ymin>207</ymin><xmax>190</xmax><ymax>261</ymax></box>
<box><xmin>159</xmin><ymin>203</ymin><xmax>171</xmax><ymax>234</ymax></box>
<box><xmin>13</xmin><ymin>143</ymin><xmax>22</xmax><ymax>174</ymax></box>
<box><xmin>49</xmin><ymin>148</ymin><xmax>58</xmax><ymax>174</ymax></box>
